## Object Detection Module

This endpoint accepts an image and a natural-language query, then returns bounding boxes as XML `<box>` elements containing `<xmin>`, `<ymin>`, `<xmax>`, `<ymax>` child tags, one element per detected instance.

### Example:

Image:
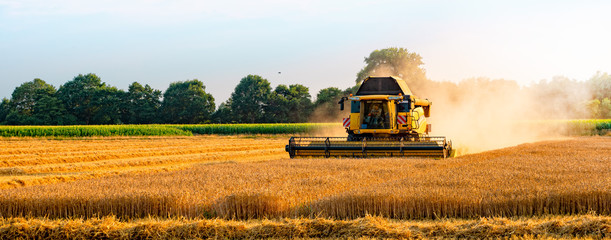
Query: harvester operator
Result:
<box><xmin>366</xmin><ymin>104</ymin><xmax>383</xmax><ymax>128</ymax></box>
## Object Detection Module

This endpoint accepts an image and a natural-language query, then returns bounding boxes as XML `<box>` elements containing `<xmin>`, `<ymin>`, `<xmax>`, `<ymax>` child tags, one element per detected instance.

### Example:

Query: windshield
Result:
<box><xmin>362</xmin><ymin>101</ymin><xmax>390</xmax><ymax>129</ymax></box>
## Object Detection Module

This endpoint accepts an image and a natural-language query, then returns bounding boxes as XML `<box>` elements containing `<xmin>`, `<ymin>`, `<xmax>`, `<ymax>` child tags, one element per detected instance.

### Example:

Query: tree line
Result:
<box><xmin>0</xmin><ymin>74</ymin><xmax>353</xmax><ymax>125</ymax></box>
<box><xmin>1</xmin><ymin>47</ymin><xmax>610</xmax><ymax>125</ymax></box>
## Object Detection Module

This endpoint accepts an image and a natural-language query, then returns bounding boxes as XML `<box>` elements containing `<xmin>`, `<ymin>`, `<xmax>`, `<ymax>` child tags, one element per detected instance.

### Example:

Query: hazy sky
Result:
<box><xmin>1</xmin><ymin>0</ymin><xmax>610</xmax><ymax>104</ymax></box>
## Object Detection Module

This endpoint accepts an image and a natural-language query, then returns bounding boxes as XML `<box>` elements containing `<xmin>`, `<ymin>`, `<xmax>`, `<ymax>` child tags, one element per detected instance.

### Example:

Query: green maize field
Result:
<box><xmin>0</xmin><ymin>120</ymin><xmax>608</xmax><ymax>137</ymax></box>
<box><xmin>535</xmin><ymin>119</ymin><xmax>611</xmax><ymax>136</ymax></box>
<box><xmin>0</xmin><ymin>123</ymin><xmax>339</xmax><ymax>137</ymax></box>
<box><xmin>172</xmin><ymin>123</ymin><xmax>338</xmax><ymax>135</ymax></box>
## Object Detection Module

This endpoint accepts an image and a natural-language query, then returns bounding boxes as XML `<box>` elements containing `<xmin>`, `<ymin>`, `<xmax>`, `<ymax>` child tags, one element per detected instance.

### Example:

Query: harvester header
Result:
<box><xmin>286</xmin><ymin>76</ymin><xmax>453</xmax><ymax>158</ymax></box>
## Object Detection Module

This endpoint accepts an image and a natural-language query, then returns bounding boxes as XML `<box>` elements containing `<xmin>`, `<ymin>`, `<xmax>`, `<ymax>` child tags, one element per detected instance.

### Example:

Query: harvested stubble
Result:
<box><xmin>0</xmin><ymin>214</ymin><xmax>609</xmax><ymax>239</ymax></box>
<box><xmin>0</xmin><ymin>136</ymin><xmax>287</xmax><ymax>188</ymax></box>
<box><xmin>0</xmin><ymin>137</ymin><xmax>609</xmax><ymax>220</ymax></box>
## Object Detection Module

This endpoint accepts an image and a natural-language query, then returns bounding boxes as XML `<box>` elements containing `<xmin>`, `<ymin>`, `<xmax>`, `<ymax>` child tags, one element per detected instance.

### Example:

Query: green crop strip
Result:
<box><xmin>0</xmin><ymin>123</ymin><xmax>340</xmax><ymax>137</ymax></box>
<box><xmin>0</xmin><ymin>120</ymin><xmax>607</xmax><ymax>137</ymax></box>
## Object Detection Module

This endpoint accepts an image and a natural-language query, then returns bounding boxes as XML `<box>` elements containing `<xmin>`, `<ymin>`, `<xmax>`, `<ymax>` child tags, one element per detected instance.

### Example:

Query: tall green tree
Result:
<box><xmin>315</xmin><ymin>87</ymin><xmax>343</xmax><ymax>105</ymax></box>
<box><xmin>8</xmin><ymin>78</ymin><xmax>55</xmax><ymax>116</ymax></box>
<box><xmin>285</xmin><ymin>84</ymin><xmax>313</xmax><ymax>122</ymax></box>
<box><xmin>32</xmin><ymin>95</ymin><xmax>74</xmax><ymax>125</ymax></box>
<box><xmin>57</xmin><ymin>73</ymin><xmax>126</xmax><ymax>124</ymax></box>
<box><xmin>161</xmin><ymin>79</ymin><xmax>215</xmax><ymax>124</ymax></box>
<box><xmin>267</xmin><ymin>85</ymin><xmax>291</xmax><ymax>123</ymax></box>
<box><xmin>90</xmin><ymin>86</ymin><xmax>125</xmax><ymax>124</ymax></box>
<box><xmin>230</xmin><ymin>75</ymin><xmax>271</xmax><ymax>123</ymax></box>
<box><xmin>4</xmin><ymin>78</ymin><xmax>72</xmax><ymax>125</ymax></box>
<box><xmin>267</xmin><ymin>84</ymin><xmax>313</xmax><ymax>123</ymax></box>
<box><xmin>57</xmin><ymin>74</ymin><xmax>105</xmax><ymax>124</ymax></box>
<box><xmin>124</xmin><ymin>82</ymin><xmax>162</xmax><ymax>124</ymax></box>
<box><xmin>356</xmin><ymin>47</ymin><xmax>427</xmax><ymax>86</ymax></box>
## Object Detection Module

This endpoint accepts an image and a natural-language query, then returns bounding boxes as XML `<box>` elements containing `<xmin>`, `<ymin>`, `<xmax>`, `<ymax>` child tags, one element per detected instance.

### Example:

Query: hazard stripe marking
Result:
<box><xmin>343</xmin><ymin>118</ymin><xmax>350</xmax><ymax>128</ymax></box>
<box><xmin>397</xmin><ymin>115</ymin><xmax>407</xmax><ymax>125</ymax></box>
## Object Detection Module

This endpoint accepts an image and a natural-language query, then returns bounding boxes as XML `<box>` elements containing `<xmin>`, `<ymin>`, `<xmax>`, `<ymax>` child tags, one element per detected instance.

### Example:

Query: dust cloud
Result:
<box><xmin>308</xmin><ymin>66</ymin><xmax>592</xmax><ymax>154</ymax></box>
<box><xmin>410</xmin><ymin>76</ymin><xmax>591</xmax><ymax>154</ymax></box>
<box><xmin>308</xmin><ymin>105</ymin><xmax>350</xmax><ymax>137</ymax></box>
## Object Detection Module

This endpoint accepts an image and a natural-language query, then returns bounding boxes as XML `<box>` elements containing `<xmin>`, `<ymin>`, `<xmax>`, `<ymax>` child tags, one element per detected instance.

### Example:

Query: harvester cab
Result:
<box><xmin>286</xmin><ymin>76</ymin><xmax>453</xmax><ymax>159</ymax></box>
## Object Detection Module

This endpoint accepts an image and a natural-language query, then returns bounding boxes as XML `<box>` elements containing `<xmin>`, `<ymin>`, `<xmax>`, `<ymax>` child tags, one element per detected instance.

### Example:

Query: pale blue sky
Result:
<box><xmin>1</xmin><ymin>0</ymin><xmax>610</xmax><ymax>104</ymax></box>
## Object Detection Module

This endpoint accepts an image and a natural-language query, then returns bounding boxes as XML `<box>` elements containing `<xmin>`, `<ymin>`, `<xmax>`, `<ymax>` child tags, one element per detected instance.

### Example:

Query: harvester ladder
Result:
<box><xmin>324</xmin><ymin>137</ymin><xmax>330</xmax><ymax>158</ymax></box>
<box><xmin>362</xmin><ymin>138</ymin><xmax>367</xmax><ymax>157</ymax></box>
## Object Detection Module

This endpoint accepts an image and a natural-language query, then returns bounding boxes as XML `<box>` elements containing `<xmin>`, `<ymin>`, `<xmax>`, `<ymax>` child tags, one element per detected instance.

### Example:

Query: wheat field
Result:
<box><xmin>0</xmin><ymin>135</ymin><xmax>287</xmax><ymax>189</ymax></box>
<box><xmin>0</xmin><ymin>136</ymin><xmax>609</xmax><ymax>221</ymax></box>
<box><xmin>1</xmin><ymin>214</ymin><xmax>609</xmax><ymax>239</ymax></box>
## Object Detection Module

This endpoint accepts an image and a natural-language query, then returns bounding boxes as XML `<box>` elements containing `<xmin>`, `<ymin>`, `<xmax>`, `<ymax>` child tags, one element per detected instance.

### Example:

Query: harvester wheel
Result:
<box><xmin>347</xmin><ymin>134</ymin><xmax>362</xmax><ymax>141</ymax></box>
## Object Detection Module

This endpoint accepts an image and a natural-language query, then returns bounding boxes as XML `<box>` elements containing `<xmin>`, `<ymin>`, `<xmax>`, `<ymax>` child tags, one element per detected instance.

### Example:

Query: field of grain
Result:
<box><xmin>0</xmin><ymin>136</ymin><xmax>609</xmax><ymax>222</ymax></box>
<box><xmin>2</xmin><ymin>214</ymin><xmax>609</xmax><ymax>239</ymax></box>
<box><xmin>0</xmin><ymin>136</ymin><xmax>287</xmax><ymax>189</ymax></box>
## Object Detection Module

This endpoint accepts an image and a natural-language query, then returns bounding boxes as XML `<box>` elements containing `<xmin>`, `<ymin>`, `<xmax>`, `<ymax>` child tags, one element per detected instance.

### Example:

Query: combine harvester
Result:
<box><xmin>285</xmin><ymin>76</ymin><xmax>454</xmax><ymax>158</ymax></box>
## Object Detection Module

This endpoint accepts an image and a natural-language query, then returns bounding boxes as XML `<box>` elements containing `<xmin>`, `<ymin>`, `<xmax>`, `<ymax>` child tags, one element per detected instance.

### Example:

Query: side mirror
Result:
<box><xmin>338</xmin><ymin>97</ymin><xmax>346</xmax><ymax>111</ymax></box>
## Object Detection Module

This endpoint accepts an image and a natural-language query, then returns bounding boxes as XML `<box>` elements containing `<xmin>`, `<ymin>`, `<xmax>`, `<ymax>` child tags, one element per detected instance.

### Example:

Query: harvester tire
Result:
<box><xmin>347</xmin><ymin>134</ymin><xmax>362</xmax><ymax>141</ymax></box>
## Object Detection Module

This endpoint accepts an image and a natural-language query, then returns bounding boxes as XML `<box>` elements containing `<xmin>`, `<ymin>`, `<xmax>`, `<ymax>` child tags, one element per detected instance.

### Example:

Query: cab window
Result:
<box><xmin>351</xmin><ymin>101</ymin><xmax>360</xmax><ymax>113</ymax></box>
<box><xmin>362</xmin><ymin>101</ymin><xmax>389</xmax><ymax>129</ymax></box>
<box><xmin>397</xmin><ymin>100</ymin><xmax>410</xmax><ymax>112</ymax></box>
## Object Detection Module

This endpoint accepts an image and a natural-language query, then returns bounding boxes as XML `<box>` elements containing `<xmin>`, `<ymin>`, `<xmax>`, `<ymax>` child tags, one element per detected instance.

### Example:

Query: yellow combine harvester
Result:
<box><xmin>285</xmin><ymin>76</ymin><xmax>454</xmax><ymax>158</ymax></box>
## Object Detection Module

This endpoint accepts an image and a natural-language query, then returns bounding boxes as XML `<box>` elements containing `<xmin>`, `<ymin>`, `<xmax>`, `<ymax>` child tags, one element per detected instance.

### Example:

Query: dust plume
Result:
<box><xmin>410</xmin><ymin>75</ymin><xmax>591</xmax><ymax>154</ymax></box>
<box><xmin>308</xmin><ymin>105</ymin><xmax>348</xmax><ymax>137</ymax></box>
<box><xmin>308</xmin><ymin>104</ymin><xmax>343</xmax><ymax>123</ymax></box>
<box><xmin>307</xmin><ymin>63</ymin><xmax>592</xmax><ymax>154</ymax></box>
